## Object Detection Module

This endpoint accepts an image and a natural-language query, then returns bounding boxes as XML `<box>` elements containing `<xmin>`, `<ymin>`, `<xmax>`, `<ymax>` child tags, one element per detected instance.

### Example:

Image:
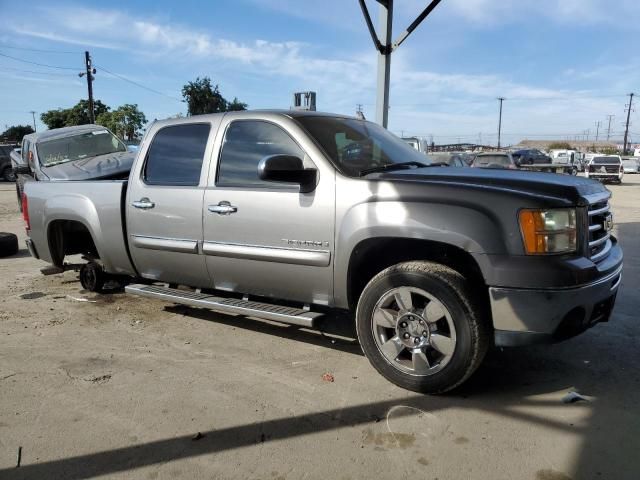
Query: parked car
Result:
<box><xmin>471</xmin><ymin>152</ymin><xmax>517</xmax><ymax>169</ymax></box>
<box><xmin>512</xmin><ymin>149</ymin><xmax>552</xmax><ymax>165</ymax></box>
<box><xmin>585</xmin><ymin>155</ymin><xmax>624</xmax><ymax>184</ymax></box>
<box><xmin>0</xmin><ymin>144</ymin><xmax>19</xmax><ymax>182</ymax></box>
<box><xmin>23</xmin><ymin>111</ymin><xmax>622</xmax><ymax>394</ymax></box>
<box><xmin>621</xmin><ymin>157</ymin><xmax>639</xmax><ymax>174</ymax></box>
<box><xmin>12</xmin><ymin>125</ymin><xmax>135</xmax><ymax>211</ymax></box>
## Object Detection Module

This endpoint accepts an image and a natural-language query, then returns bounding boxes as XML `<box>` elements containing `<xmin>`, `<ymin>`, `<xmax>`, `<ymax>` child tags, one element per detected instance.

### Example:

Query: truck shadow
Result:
<box><xmin>164</xmin><ymin>304</ymin><xmax>362</xmax><ymax>356</ymax></box>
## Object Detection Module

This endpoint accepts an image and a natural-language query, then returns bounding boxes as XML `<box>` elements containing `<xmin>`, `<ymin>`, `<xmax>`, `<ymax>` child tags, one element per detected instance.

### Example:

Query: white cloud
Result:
<box><xmin>3</xmin><ymin>3</ymin><xmax>637</xmax><ymax>143</ymax></box>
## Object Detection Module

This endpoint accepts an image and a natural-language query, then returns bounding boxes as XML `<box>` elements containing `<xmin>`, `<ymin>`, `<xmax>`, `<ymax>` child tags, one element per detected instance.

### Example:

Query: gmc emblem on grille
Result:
<box><xmin>604</xmin><ymin>213</ymin><xmax>613</xmax><ymax>232</ymax></box>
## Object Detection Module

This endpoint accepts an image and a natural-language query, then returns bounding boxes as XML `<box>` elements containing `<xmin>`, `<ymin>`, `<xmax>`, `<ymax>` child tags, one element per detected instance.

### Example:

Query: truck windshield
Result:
<box><xmin>295</xmin><ymin>116</ymin><xmax>432</xmax><ymax>176</ymax></box>
<box><xmin>37</xmin><ymin>130</ymin><xmax>127</xmax><ymax>166</ymax></box>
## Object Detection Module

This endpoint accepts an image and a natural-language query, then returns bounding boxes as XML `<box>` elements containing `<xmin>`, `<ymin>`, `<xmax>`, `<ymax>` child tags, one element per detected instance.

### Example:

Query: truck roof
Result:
<box><xmin>23</xmin><ymin>124</ymin><xmax>112</xmax><ymax>143</ymax></box>
<box><xmin>150</xmin><ymin>110</ymin><xmax>357</xmax><ymax>129</ymax></box>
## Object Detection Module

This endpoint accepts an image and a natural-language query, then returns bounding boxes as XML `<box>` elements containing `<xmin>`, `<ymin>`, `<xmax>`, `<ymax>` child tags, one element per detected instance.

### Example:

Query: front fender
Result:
<box><xmin>333</xmin><ymin>200</ymin><xmax>507</xmax><ymax>308</ymax></box>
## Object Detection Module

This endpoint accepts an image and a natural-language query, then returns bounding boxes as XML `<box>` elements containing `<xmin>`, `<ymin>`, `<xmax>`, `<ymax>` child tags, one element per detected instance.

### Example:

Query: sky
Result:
<box><xmin>0</xmin><ymin>0</ymin><xmax>639</xmax><ymax>146</ymax></box>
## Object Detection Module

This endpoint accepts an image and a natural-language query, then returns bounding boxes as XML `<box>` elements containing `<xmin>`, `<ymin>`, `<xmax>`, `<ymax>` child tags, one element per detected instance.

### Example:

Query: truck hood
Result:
<box><xmin>41</xmin><ymin>151</ymin><xmax>135</xmax><ymax>181</ymax></box>
<box><xmin>375</xmin><ymin>167</ymin><xmax>608</xmax><ymax>205</ymax></box>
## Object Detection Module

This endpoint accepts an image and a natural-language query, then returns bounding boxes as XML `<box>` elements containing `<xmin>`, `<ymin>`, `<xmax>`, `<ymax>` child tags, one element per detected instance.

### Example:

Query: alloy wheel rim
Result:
<box><xmin>371</xmin><ymin>286</ymin><xmax>457</xmax><ymax>376</ymax></box>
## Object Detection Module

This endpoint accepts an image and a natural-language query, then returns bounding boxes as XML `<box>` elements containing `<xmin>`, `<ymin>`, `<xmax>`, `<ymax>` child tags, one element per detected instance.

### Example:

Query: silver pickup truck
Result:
<box><xmin>22</xmin><ymin>111</ymin><xmax>623</xmax><ymax>393</ymax></box>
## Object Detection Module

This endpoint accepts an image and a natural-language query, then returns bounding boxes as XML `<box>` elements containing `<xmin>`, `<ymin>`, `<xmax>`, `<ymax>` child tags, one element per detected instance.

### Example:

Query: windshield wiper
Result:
<box><xmin>359</xmin><ymin>161</ymin><xmax>430</xmax><ymax>176</ymax></box>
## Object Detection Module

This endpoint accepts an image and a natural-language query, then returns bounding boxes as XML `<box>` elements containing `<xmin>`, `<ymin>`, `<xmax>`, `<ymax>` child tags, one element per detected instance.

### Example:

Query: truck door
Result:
<box><xmin>202</xmin><ymin>116</ymin><xmax>335</xmax><ymax>306</ymax></box>
<box><xmin>126</xmin><ymin>121</ymin><xmax>215</xmax><ymax>287</ymax></box>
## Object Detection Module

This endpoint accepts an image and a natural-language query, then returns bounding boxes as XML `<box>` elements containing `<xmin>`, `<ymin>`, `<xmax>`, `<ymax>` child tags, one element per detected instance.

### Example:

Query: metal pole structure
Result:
<box><xmin>29</xmin><ymin>111</ymin><xmax>36</xmax><ymax>132</ymax></box>
<box><xmin>623</xmin><ymin>93</ymin><xmax>634</xmax><ymax>155</ymax></box>
<box><xmin>594</xmin><ymin>120</ymin><xmax>601</xmax><ymax>142</ymax></box>
<box><xmin>497</xmin><ymin>97</ymin><xmax>505</xmax><ymax>149</ymax></box>
<box><xmin>359</xmin><ymin>0</ymin><xmax>442</xmax><ymax>129</ymax></box>
<box><xmin>606</xmin><ymin>114</ymin><xmax>614</xmax><ymax>141</ymax></box>
<box><xmin>84</xmin><ymin>51</ymin><xmax>95</xmax><ymax>124</ymax></box>
<box><xmin>376</xmin><ymin>1</ymin><xmax>392</xmax><ymax>128</ymax></box>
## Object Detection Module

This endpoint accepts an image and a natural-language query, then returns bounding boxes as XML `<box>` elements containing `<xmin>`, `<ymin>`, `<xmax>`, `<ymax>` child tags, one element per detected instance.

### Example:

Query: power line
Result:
<box><xmin>0</xmin><ymin>51</ymin><xmax>79</xmax><ymax>70</ymax></box>
<box><xmin>0</xmin><ymin>65</ymin><xmax>75</xmax><ymax>76</ymax></box>
<box><xmin>0</xmin><ymin>44</ymin><xmax>81</xmax><ymax>54</ymax></box>
<box><xmin>96</xmin><ymin>64</ymin><xmax>183</xmax><ymax>103</ymax></box>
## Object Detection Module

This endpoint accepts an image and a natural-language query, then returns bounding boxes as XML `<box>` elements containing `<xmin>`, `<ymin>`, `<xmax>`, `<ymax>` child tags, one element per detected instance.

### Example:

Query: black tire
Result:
<box><xmin>356</xmin><ymin>261</ymin><xmax>490</xmax><ymax>394</ymax></box>
<box><xmin>0</xmin><ymin>232</ymin><xmax>19</xmax><ymax>258</ymax></box>
<box><xmin>79</xmin><ymin>262</ymin><xmax>106</xmax><ymax>293</ymax></box>
<box><xmin>2</xmin><ymin>167</ymin><xmax>16</xmax><ymax>182</ymax></box>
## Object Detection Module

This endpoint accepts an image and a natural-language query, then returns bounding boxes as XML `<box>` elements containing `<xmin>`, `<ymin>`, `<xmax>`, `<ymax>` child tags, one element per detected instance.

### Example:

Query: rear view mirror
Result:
<box><xmin>258</xmin><ymin>155</ymin><xmax>317</xmax><ymax>193</ymax></box>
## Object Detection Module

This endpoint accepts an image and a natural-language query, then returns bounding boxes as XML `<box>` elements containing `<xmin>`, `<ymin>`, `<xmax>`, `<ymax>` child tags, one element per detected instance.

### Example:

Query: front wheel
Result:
<box><xmin>356</xmin><ymin>261</ymin><xmax>490</xmax><ymax>394</ymax></box>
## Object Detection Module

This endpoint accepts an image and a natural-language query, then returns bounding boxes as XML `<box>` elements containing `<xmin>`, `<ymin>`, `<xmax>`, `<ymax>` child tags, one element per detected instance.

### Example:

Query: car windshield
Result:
<box><xmin>474</xmin><ymin>154</ymin><xmax>511</xmax><ymax>166</ymax></box>
<box><xmin>592</xmin><ymin>157</ymin><xmax>620</xmax><ymax>165</ymax></box>
<box><xmin>622</xmin><ymin>159</ymin><xmax>637</xmax><ymax>166</ymax></box>
<box><xmin>37</xmin><ymin>130</ymin><xmax>127</xmax><ymax>166</ymax></box>
<box><xmin>295</xmin><ymin>116</ymin><xmax>432</xmax><ymax>176</ymax></box>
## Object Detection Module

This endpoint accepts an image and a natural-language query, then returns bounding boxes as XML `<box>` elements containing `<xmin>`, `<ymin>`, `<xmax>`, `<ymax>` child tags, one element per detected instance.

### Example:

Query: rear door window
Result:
<box><xmin>143</xmin><ymin>123</ymin><xmax>211</xmax><ymax>186</ymax></box>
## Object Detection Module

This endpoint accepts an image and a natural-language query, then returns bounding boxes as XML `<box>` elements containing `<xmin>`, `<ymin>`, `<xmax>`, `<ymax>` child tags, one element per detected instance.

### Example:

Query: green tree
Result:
<box><xmin>547</xmin><ymin>142</ymin><xmax>573</xmax><ymax>150</ymax></box>
<box><xmin>40</xmin><ymin>109</ymin><xmax>68</xmax><ymax>129</ymax></box>
<box><xmin>40</xmin><ymin>100</ymin><xmax>110</xmax><ymax>129</ymax></box>
<box><xmin>181</xmin><ymin>77</ymin><xmax>247</xmax><ymax>115</ymax></box>
<box><xmin>227</xmin><ymin>97</ymin><xmax>248</xmax><ymax>111</ymax></box>
<box><xmin>97</xmin><ymin>104</ymin><xmax>147</xmax><ymax>140</ymax></box>
<box><xmin>1</xmin><ymin>125</ymin><xmax>35</xmax><ymax>142</ymax></box>
<box><xmin>600</xmin><ymin>146</ymin><xmax>620</xmax><ymax>155</ymax></box>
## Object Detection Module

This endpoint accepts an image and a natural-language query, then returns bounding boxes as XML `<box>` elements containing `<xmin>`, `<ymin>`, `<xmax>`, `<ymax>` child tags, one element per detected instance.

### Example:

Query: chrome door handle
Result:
<box><xmin>208</xmin><ymin>201</ymin><xmax>237</xmax><ymax>215</ymax></box>
<box><xmin>132</xmin><ymin>197</ymin><xmax>155</xmax><ymax>209</ymax></box>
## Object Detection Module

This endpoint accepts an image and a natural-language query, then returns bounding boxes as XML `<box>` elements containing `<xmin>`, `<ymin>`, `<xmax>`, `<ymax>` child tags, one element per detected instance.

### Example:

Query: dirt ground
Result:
<box><xmin>0</xmin><ymin>176</ymin><xmax>639</xmax><ymax>480</ymax></box>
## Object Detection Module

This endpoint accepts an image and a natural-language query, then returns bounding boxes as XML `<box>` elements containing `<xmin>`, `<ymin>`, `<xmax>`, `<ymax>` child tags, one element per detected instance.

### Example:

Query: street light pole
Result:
<box><xmin>360</xmin><ymin>0</ymin><xmax>442</xmax><ymax>129</ymax></box>
<box><xmin>497</xmin><ymin>97</ymin><xmax>505</xmax><ymax>149</ymax></box>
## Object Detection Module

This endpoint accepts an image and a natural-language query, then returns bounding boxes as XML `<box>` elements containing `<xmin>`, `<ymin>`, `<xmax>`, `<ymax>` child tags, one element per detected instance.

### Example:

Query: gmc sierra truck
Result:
<box><xmin>22</xmin><ymin>111</ymin><xmax>623</xmax><ymax>393</ymax></box>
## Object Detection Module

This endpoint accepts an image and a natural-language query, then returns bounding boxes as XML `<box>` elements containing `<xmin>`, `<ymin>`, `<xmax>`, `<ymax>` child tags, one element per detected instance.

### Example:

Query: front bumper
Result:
<box><xmin>492</xmin><ymin>264</ymin><xmax>622</xmax><ymax>346</ymax></box>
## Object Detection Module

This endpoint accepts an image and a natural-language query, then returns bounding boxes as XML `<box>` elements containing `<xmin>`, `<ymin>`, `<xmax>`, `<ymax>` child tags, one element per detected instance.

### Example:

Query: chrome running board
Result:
<box><xmin>125</xmin><ymin>283</ymin><xmax>323</xmax><ymax>328</ymax></box>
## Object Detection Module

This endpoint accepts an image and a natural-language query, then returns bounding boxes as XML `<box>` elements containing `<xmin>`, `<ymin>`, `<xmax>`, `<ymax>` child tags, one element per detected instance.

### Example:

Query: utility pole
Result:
<box><xmin>497</xmin><ymin>97</ymin><xmax>505</xmax><ymax>149</ymax></box>
<box><xmin>594</xmin><ymin>121</ymin><xmax>601</xmax><ymax>142</ymax></box>
<box><xmin>606</xmin><ymin>114</ymin><xmax>615</xmax><ymax>141</ymax></box>
<box><xmin>29</xmin><ymin>111</ymin><xmax>36</xmax><ymax>132</ymax></box>
<box><xmin>375</xmin><ymin>2</ymin><xmax>393</xmax><ymax>128</ymax></box>
<box><xmin>79</xmin><ymin>51</ymin><xmax>96</xmax><ymax>123</ymax></box>
<box><xmin>623</xmin><ymin>93</ymin><xmax>634</xmax><ymax>154</ymax></box>
<box><xmin>359</xmin><ymin>0</ymin><xmax>442</xmax><ymax>128</ymax></box>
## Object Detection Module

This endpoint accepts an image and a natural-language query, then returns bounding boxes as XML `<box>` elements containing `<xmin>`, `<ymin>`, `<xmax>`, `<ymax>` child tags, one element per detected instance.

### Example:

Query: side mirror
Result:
<box><xmin>13</xmin><ymin>164</ymin><xmax>31</xmax><ymax>175</ymax></box>
<box><xmin>258</xmin><ymin>155</ymin><xmax>317</xmax><ymax>193</ymax></box>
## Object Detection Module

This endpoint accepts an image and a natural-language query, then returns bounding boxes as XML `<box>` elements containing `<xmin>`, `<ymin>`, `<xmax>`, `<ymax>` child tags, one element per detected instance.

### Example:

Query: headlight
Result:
<box><xmin>519</xmin><ymin>208</ymin><xmax>577</xmax><ymax>254</ymax></box>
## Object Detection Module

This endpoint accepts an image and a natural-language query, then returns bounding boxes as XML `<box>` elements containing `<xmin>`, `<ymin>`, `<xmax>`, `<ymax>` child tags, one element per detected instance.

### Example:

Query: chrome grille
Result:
<box><xmin>587</xmin><ymin>200</ymin><xmax>612</xmax><ymax>262</ymax></box>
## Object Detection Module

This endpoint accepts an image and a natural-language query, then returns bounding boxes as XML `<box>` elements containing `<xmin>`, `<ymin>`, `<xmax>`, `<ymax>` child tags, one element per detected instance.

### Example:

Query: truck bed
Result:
<box><xmin>24</xmin><ymin>180</ymin><xmax>136</xmax><ymax>276</ymax></box>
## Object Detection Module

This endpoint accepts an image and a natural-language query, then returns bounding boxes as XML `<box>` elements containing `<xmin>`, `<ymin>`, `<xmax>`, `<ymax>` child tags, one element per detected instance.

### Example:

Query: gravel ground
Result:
<box><xmin>0</xmin><ymin>176</ymin><xmax>638</xmax><ymax>480</ymax></box>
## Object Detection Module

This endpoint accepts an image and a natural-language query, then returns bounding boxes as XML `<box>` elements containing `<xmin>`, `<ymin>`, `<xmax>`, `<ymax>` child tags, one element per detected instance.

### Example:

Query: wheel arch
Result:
<box><xmin>345</xmin><ymin>237</ymin><xmax>489</xmax><ymax>313</ymax></box>
<box><xmin>47</xmin><ymin>219</ymin><xmax>100</xmax><ymax>266</ymax></box>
